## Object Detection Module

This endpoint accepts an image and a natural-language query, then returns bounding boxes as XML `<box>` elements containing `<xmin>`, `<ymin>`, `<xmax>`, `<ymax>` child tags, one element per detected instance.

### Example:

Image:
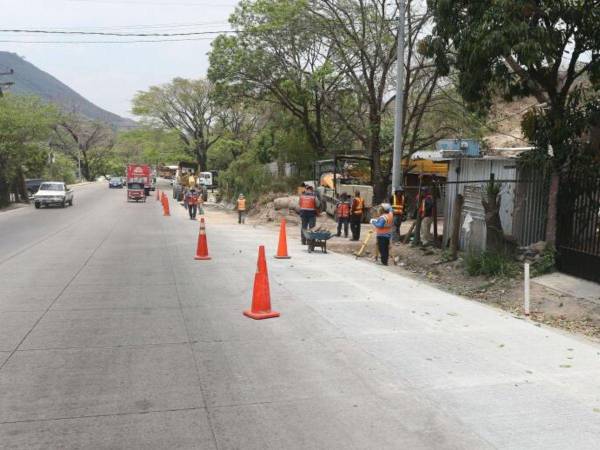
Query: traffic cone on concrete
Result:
<box><xmin>194</xmin><ymin>218</ymin><xmax>211</xmax><ymax>260</ymax></box>
<box><xmin>274</xmin><ymin>218</ymin><xmax>291</xmax><ymax>259</ymax></box>
<box><xmin>244</xmin><ymin>245</ymin><xmax>280</xmax><ymax>320</ymax></box>
<box><xmin>162</xmin><ymin>193</ymin><xmax>170</xmax><ymax>216</ymax></box>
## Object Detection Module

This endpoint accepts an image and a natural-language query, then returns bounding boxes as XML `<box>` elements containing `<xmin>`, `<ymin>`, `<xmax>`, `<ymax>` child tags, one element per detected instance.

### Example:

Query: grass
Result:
<box><xmin>464</xmin><ymin>251</ymin><xmax>519</xmax><ymax>278</ymax></box>
<box><xmin>531</xmin><ymin>247</ymin><xmax>556</xmax><ymax>277</ymax></box>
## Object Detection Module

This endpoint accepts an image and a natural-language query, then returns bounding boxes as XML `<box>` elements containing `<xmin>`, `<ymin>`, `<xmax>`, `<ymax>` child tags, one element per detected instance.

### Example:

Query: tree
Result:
<box><xmin>114</xmin><ymin>127</ymin><xmax>188</xmax><ymax>168</ymax></box>
<box><xmin>310</xmin><ymin>0</ymin><xmax>450</xmax><ymax>201</ymax></box>
<box><xmin>426</xmin><ymin>0</ymin><xmax>600</xmax><ymax>244</ymax></box>
<box><xmin>0</xmin><ymin>95</ymin><xmax>58</xmax><ymax>206</ymax></box>
<box><xmin>52</xmin><ymin>115</ymin><xmax>115</xmax><ymax>181</ymax></box>
<box><xmin>208</xmin><ymin>0</ymin><xmax>346</xmax><ymax>157</ymax></box>
<box><xmin>132</xmin><ymin>78</ymin><xmax>221</xmax><ymax>170</ymax></box>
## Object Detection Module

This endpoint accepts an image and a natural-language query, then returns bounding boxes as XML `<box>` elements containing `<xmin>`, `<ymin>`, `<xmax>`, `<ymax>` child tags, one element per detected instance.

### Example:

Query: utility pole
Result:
<box><xmin>391</xmin><ymin>1</ymin><xmax>406</xmax><ymax>191</ymax></box>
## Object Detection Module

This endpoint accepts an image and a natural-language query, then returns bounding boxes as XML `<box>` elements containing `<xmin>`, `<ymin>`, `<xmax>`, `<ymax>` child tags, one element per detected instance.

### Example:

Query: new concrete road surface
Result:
<box><xmin>1</xmin><ymin>181</ymin><xmax>600</xmax><ymax>449</ymax></box>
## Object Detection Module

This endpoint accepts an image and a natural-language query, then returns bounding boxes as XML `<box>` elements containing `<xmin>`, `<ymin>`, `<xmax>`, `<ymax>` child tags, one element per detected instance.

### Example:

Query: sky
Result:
<box><xmin>2</xmin><ymin>0</ymin><xmax>238</xmax><ymax>118</ymax></box>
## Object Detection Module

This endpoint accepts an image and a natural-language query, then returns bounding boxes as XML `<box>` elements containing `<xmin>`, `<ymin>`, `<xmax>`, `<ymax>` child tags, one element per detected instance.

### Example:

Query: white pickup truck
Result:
<box><xmin>33</xmin><ymin>182</ymin><xmax>74</xmax><ymax>209</ymax></box>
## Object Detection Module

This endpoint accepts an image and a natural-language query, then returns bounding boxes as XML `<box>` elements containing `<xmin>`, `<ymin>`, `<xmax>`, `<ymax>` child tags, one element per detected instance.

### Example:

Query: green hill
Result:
<box><xmin>0</xmin><ymin>52</ymin><xmax>136</xmax><ymax>128</ymax></box>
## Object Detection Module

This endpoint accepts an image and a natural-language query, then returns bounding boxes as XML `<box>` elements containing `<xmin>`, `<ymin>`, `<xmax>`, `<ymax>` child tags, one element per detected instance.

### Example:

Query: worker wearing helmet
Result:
<box><xmin>185</xmin><ymin>187</ymin><xmax>199</xmax><ymax>220</ymax></box>
<box><xmin>370</xmin><ymin>203</ymin><xmax>394</xmax><ymax>266</ymax></box>
<box><xmin>298</xmin><ymin>185</ymin><xmax>320</xmax><ymax>244</ymax></box>
<box><xmin>390</xmin><ymin>187</ymin><xmax>406</xmax><ymax>242</ymax></box>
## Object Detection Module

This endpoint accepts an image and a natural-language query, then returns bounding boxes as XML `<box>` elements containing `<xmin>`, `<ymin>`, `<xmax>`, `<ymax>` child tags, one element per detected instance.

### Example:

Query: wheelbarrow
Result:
<box><xmin>302</xmin><ymin>229</ymin><xmax>333</xmax><ymax>253</ymax></box>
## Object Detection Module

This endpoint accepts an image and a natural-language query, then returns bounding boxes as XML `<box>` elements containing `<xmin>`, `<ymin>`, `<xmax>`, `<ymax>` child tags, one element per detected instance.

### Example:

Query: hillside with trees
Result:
<box><xmin>0</xmin><ymin>52</ymin><xmax>135</xmax><ymax>129</ymax></box>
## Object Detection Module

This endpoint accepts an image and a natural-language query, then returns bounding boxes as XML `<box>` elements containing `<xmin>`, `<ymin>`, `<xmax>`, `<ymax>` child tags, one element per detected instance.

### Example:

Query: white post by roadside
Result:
<box><xmin>524</xmin><ymin>262</ymin><xmax>530</xmax><ymax>317</ymax></box>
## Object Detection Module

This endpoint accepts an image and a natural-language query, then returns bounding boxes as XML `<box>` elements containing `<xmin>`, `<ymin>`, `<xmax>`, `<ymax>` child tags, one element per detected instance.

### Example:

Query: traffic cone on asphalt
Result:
<box><xmin>194</xmin><ymin>218</ymin><xmax>211</xmax><ymax>260</ymax></box>
<box><xmin>244</xmin><ymin>245</ymin><xmax>280</xmax><ymax>320</ymax></box>
<box><xmin>162</xmin><ymin>193</ymin><xmax>170</xmax><ymax>216</ymax></box>
<box><xmin>274</xmin><ymin>218</ymin><xmax>291</xmax><ymax>259</ymax></box>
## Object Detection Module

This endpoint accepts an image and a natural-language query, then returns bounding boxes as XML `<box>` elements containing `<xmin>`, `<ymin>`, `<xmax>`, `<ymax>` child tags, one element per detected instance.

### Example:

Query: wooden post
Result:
<box><xmin>413</xmin><ymin>176</ymin><xmax>424</xmax><ymax>245</ymax></box>
<box><xmin>432</xmin><ymin>178</ymin><xmax>439</xmax><ymax>244</ymax></box>
<box><xmin>450</xmin><ymin>194</ymin><xmax>464</xmax><ymax>260</ymax></box>
<box><xmin>403</xmin><ymin>221</ymin><xmax>416</xmax><ymax>244</ymax></box>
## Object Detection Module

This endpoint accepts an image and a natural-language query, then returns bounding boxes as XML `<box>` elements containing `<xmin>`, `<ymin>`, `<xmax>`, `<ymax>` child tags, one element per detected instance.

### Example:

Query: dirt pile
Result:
<box><xmin>249</xmin><ymin>194</ymin><xmax>302</xmax><ymax>225</ymax></box>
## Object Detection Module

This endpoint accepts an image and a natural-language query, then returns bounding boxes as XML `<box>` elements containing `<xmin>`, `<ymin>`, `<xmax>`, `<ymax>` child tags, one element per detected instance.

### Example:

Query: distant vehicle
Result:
<box><xmin>25</xmin><ymin>178</ymin><xmax>44</xmax><ymax>197</ymax></box>
<box><xmin>126</xmin><ymin>164</ymin><xmax>151</xmax><ymax>196</ymax></box>
<box><xmin>109</xmin><ymin>177</ymin><xmax>124</xmax><ymax>188</ymax></box>
<box><xmin>158</xmin><ymin>165</ymin><xmax>177</xmax><ymax>179</ymax></box>
<box><xmin>33</xmin><ymin>182</ymin><xmax>74</xmax><ymax>209</ymax></box>
<box><xmin>173</xmin><ymin>161</ymin><xmax>199</xmax><ymax>201</ymax></box>
<box><xmin>127</xmin><ymin>181</ymin><xmax>146</xmax><ymax>202</ymax></box>
<box><xmin>313</xmin><ymin>155</ymin><xmax>374</xmax><ymax>222</ymax></box>
<box><xmin>199</xmin><ymin>171</ymin><xmax>217</xmax><ymax>190</ymax></box>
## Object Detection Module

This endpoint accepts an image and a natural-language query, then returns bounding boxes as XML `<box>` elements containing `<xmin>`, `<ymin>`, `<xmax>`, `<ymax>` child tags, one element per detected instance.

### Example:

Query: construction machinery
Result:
<box><xmin>172</xmin><ymin>161</ymin><xmax>208</xmax><ymax>201</ymax></box>
<box><xmin>313</xmin><ymin>155</ymin><xmax>374</xmax><ymax>222</ymax></box>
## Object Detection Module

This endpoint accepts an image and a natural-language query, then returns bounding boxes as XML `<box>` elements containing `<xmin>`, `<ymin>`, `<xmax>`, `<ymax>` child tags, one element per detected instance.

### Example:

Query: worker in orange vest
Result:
<box><xmin>390</xmin><ymin>187</ymin><xmax>405</xmax><ymax>242</ymax></box>
<box><xmin>335</xmin><ymin>193</ymin><xmax>351</xmax><ymax>238</ymax></box>
<box><xmin>350</xmin><ymin>191</ymin><xmax>364</xmax><ymax>241</ymax></box>
<box><xmin>185</xmin><ymin>187</ymin><xmax>200</xmax><ymax>220</ymax></box>
<box><xmin>370</xmin><ymin>203</ymin><xmax>394</xmax><ymax>265</ymax></box>
<box><xmin>299</xmin><ymin>185</ymin><xmax>320</xmax><ymax>244</ymax></box>
<box><xmin>236</xmin><ymin>193</ymin><xmax>247</xmax><ymax>224</ymax></box>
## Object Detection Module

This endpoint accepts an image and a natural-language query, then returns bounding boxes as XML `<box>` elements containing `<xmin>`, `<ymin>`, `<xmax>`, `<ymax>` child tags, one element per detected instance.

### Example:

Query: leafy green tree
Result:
<box><xmin>44</xmin><ymin>152</ymin><xmax>77</xmax><ymax>185</ymax></box>
<box><xmin>51</xmin><ymin>114</ymin><xmax>115</xmax><ymax>181</ymax></box>
<box><xmin>208</xmin><ymin>0</ymin><xmax>343</xmax><ymax>157</ymax></box>
<box><xmin>0</xmin><ymin>95</ymin><xmax>58</xmax><ymax>206</ymax></box>
<box><xmin>132</xmin><ymin>78</ymin><xmax>221</xmax><ymax>170</ymax></box>
<box><xmin>309</xmin><ymin>0</ymin><xmax>438</xmax><ymax>200</ymax></box>
<box><xmin>114</xmin><ymin>127</ymin><xmax>188</xmax><ymax>169</ymax></box>
<box><xmin>218</xmin><ymin>149</ymin><xmax>272</xmax><ymax>204</ymax></box>
<box><xmin>426</xmin><ymin>0</ymin><xmax>600</xmax><ymax>244</ymax></box>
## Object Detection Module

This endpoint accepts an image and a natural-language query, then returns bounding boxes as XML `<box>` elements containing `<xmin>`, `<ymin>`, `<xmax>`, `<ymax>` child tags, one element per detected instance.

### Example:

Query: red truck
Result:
<box><xmin>126</xmin><ymin>164</ymin><xmax>151</xmax><ymax>202</ymax></box>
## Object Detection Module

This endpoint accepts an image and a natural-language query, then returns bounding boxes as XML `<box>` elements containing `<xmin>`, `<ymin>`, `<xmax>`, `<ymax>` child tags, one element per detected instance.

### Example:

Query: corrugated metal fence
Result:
<box><xmin>441</xmin><ymin>158</ymin><xmax>548</xmax><ymax>253</ymax></box>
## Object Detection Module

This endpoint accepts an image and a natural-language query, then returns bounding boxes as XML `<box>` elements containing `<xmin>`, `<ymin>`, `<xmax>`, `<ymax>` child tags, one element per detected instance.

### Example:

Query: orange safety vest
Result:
<box><xmin>299</xmin><ymin>194</ymin><xmax>316</xmax><ymax>211</ymax></box>
<box><xmin>376</xmin><ymin>212</ymin><xmax>394</xmax><ymax>236</ymax></box>
<box><xmin>336</xmin><ymin>201</ymin><xmax>350</xmax><ymax>218</ymax></box>
<box><xmin>392</xmin><ymin>194</ymin><xmax>404</xmax><ymax>215</ymax></box>
<box><xmin>352</xmin><ymin>197</ymin><xmax>364</xmax><ymax>215</ymax></box>
<box><xmin>237</xmin><ymin>198</ymin><xmax>246</xmax><ymax>211</ymax></box>
<box><xmin>188</xmin><ymin>192</ymin><xmax>199</xmax><ymax>205</ymax></box>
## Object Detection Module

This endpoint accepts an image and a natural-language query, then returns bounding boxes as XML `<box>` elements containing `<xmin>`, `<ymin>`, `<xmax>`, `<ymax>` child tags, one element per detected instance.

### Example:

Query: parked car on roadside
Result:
<box><xmin>33</xmin><ymin>182</ymin><xmax>74</xmax><ymax>209</ymax></box>
<box><xmin>25</xmin><ymin>179</ymin><xmax>44</xmax><ymax>198</ymax></box>
<box><xmin>109</xmin><ymin>176</ymin><xmax>124</xmax><ymax>188</ymax></box>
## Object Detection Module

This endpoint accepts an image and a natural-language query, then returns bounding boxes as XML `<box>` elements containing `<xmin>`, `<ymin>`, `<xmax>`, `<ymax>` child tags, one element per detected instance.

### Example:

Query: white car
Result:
<box><xmin>34</xmin><ymin>182</ymin><xmax>74</xmax><ymax>209</ymax></box>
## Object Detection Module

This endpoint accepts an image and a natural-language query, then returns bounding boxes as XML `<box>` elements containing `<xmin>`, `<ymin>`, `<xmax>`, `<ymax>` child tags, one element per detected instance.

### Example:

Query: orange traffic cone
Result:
<box><xmin>244</xmin><ymin>246</ymin><xmax>280</xmax><ymax>320</ymax></box>
<box><xmin>274</xmin><ymin>218</ymin><xmax>291</xmax><ymax>259</ymax></box>
<box><xmin>162</xmin><ymin>193</ymin><xmax>170</xmax><ymax>216</ymax></box>
<box><xmin>194</xmin><ymin>217</ymin><xmax>211</xmax><ymax>260</ymax></box>
<box><xmin>156</xmin><ymin>188</ymin><xmax>160</xmax><ymax>201</ymax></box>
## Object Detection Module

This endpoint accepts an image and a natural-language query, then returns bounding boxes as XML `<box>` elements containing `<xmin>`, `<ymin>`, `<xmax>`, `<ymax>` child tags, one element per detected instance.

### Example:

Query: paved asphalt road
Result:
<box><xmin>1</xmin><ymin>181</ymin><xmax>600</xmax><ymax>449</ymax></box>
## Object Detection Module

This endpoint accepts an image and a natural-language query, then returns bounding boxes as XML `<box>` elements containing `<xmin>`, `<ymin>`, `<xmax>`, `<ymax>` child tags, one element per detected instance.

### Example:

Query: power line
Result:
<box><xmin>0</xmin><ymin>38</ymin><xmax>217</xmax><ymax>44</ymax></box>
<box><xmin>33</xmin><ymin>20</ymin><xmax>230</xmax><ymax>32</ymax></box>
<box><xmin>0</xmin><ymin>29</ymin><xmax>235</xmax><ymax>37</ymax></box>
<box><xmin>66</xmin><ymin>0</ymin><xmax>237</xmax><ymax>6</ymax></box>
